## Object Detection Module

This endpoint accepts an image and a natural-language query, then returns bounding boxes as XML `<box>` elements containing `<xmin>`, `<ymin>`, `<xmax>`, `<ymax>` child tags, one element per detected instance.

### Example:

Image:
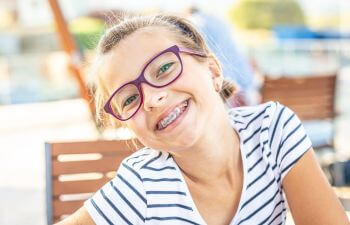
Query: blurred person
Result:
<box><xmin>186</xmin><ymin>6</ymin><xmax>260</xmax><ymax>107</ymax></box>
<box><xmin>57</xmin><ymin>15</ymin><xmax>348</xmax><ymax>225</ymax></box>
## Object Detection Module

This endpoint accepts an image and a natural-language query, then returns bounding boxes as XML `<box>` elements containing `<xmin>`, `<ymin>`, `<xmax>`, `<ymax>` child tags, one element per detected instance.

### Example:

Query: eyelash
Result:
<box><xmin>157</xmin><ymin>62</ymin><xmax>174</xmax><ymax>77</ymax></box>
<box><xmin>123</xmin><ymin>94</ymin><xmax>138</xmax><ymax>107</ymax></box>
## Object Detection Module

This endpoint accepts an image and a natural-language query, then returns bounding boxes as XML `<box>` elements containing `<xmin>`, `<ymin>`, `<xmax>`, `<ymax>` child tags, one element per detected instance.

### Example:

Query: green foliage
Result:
<box><xmin>230</xmin><ymin>0</ymin><xmax>305</xmax><ymax>29</ymax></box>
<box><xmin>69</xmin><ymin>17</ymin><xmax>106</xmax><ymax>50</ymax></box>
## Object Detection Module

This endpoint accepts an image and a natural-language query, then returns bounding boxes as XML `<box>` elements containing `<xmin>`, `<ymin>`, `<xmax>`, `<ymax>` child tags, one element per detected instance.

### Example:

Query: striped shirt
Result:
<box><xmin>84</xmin><ymin>101</ymin><xmax>312</xmax><ymax>225</ymax></box>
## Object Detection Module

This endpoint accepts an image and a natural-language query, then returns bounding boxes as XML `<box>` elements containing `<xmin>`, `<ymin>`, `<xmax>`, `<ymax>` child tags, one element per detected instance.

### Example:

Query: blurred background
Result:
<box><xmin>0</xmin><ymin>0</ymin><xmax>349</xmax><ymax>224</ymax></box>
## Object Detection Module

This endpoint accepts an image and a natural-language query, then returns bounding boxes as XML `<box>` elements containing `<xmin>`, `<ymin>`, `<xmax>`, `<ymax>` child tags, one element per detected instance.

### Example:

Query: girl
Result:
<box><xmin>58</xmin><ymin>15</ymin><xmax>348</xmax><ymax>225</ymax></box>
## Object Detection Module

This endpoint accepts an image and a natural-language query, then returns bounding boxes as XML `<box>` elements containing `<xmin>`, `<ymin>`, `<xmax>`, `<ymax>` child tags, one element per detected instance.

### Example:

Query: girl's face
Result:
<box><xmin>102</xmin><ymin>27</ymin><xmax>224</xmax><ymax>153</ymax></box>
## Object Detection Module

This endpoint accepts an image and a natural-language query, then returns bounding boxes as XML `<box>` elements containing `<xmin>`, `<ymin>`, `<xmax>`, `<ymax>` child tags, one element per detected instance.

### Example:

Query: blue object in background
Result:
<box><xmin>190</xmin><ymin>10</ymin><xmax>254</xmax><ymax>90</ymax></box>
<box><xmin>274</xmin><ymin>25</ymin><xmax>316</xmax><ymax>39</ymax></box>
<box><xmin>274</xmin><ymin>25</ymin><xmax>350</xmax><ymax>40</ymax></box>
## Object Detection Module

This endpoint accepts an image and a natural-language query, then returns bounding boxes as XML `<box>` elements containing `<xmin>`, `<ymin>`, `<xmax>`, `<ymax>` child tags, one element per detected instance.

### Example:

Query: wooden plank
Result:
<box><xmin>262</xmin><ymin>95</ymin><xmax>333</xmax><ymax>105</ymax></box>
<box><xmin>261</xmin><ymin>74</ymin><xmax>337</xmax><ymax>121</ymax></box>
<box><xmin>52</xmin><ymin>156</ymin><xmax>124</xmax><ymax>175</ymax></box>
<box><xmin>289</xmin><ymin>103</ymin><xmax>333</xmax><ymax>110</ymax></box>
<box><xmin>262</xmin><ymin>90</ymin><xmax>334</xmax><ymax>99</ymax></box>
<box><xmin>264</xmin><ymin>75</ymin><xmax>336</xmax><ymax>84</ymax></box>
<box><xmin>263</xmin><ymin>77</ymin><xmax>336</xmax><ymax>92</ymax></box>
<box><xmin>262</xmin><ymin>88</ymin><xmax>334</xmax><ymax>98</ymax></box>
<box><xmin>268</xmin><ymin>102</ymin><xmax>333</xmax><ymax>111</ymax></box>
<box><xmin>290</xmin><ymin>110</ymin><xmax>334</xmax><ymax>120</ymax></box>
<box><xmin>264</xmin><ymin>78</ymin><xmax>335</xmax><ymax>87</ymax></box>
<box><xmin>296</xmin><ymin>111</ymin><xmax>334</xmax><ymax>120</ymax></box>
<box><xmin>53</xmin><ymin>178</ymin><xmax>110</xmax><ymax>195</ymax></box>
<box><xmin>261</xmin><ymin>98</ymin><xmax>334</xmax><ymax>112</ymax></box>
<box><xmin>263</xmin><ymin>82</ymin><xmax>335</xmax><ymax>90</ymax></box>
<box><xmin>51</xmin><ymin>140</ymin><xmax>141</xmax><ymax>156</ymax></box>
<box><xmin>53</xmin><ymin>200</ymin><xmax>85</xmax><ymax>217</ymax></box>
<box><xmin>46</xmin><ymin>140</ymin><xmax>142</xmax><ymax>223</ymax></box>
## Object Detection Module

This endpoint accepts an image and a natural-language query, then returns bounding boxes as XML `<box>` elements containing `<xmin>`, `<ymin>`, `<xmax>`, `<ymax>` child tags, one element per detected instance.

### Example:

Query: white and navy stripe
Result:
<box><xmin>85</xmin><ymin>101</ymin><xmax>312</xmax><ymax>224</ymax></box>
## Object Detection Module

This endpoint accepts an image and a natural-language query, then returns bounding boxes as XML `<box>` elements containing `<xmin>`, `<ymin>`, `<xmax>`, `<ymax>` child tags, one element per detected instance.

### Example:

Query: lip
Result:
<box><xmin>155</xmin><ymin>98</ymin><xmax>190</xmax><ymax>131</ymax></box>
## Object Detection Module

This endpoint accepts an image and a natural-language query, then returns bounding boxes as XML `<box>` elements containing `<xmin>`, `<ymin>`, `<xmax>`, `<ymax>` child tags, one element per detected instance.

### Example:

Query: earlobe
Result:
<box><xmin>208</xmin><ymin>57</ymin><xmax>223</xmax><ymax>91</ymax></box>
<box><xmin>213</xmin><ymin>77</ymin><xmax>223</xmax><ymax>92</ymax></box>
<box><xmin>208</xmin><ymin>56</ymin><xmax>222</xmax><ymax>79</ymax></box>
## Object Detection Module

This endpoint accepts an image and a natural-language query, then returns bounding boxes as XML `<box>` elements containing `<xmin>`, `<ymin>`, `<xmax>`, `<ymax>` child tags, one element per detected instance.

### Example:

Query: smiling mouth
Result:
<box><xmin>156</xmin><ymin>99</ymin><xmax>189</xmax><ymax>131</ymax></box>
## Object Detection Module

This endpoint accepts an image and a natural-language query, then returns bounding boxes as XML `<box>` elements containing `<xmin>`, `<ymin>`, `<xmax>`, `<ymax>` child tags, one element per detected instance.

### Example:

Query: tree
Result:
<box><xmin>230</xmin><ymin>0</ymin><xmax>305</xmax><ymax>29</ymax></box>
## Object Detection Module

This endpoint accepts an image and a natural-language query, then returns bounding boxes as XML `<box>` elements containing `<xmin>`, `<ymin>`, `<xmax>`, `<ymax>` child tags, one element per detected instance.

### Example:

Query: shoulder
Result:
<box><xmin>229</xmin><ymin>102</ymin><xmax>312</xmax><ymax>179</ymax></box>
<box><xmin>227</xmin><ymin>101</ymin><xmax>296</xmax><ymax>130</ymax></box>
<box><xmin>227</xmin><ymin>101</ymin><xmax>277</xmax><ymax>131</ymax></box>
<box><xmin>120</xmin><ymin>147</ymin><xmax>177</xmax><ymax>179</ymax></box>
<box><xmin>122</xmin><ymin>147</ymin><xmax>160</xmax><ymax>171</ymax></box>
<box><xmin>227</xmin><ymin>101</ymin><xmax>311</xmax><ymax>163</ymax></box>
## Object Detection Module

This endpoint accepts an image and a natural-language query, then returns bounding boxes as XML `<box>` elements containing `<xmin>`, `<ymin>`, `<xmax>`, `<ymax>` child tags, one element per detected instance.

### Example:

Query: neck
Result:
<box><xmin>171</xmin><ymin>106</ymin><xmax>241</xmax><ymax>185</ymax></box>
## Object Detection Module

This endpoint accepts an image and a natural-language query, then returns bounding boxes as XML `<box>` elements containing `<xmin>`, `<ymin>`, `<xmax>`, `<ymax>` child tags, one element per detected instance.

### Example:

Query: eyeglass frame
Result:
<box><xmin>104</xmin><ymin>44</ymin><xmax>207</xmax><ymax>121</ymax></box>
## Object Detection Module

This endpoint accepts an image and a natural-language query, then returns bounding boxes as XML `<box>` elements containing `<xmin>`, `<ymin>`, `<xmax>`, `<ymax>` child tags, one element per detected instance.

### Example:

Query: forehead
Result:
<box><xmin>101</xmin><ymin>27</ymin><xmax>180</xmax><ymax>90</ymax></box>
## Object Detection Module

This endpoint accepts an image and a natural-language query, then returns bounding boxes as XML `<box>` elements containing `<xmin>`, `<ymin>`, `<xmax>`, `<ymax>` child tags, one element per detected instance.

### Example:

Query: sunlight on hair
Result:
<box><xmin>102</xmin><ymin>126</ymin><xmax>136</xmax><ymax>140</ymax></box>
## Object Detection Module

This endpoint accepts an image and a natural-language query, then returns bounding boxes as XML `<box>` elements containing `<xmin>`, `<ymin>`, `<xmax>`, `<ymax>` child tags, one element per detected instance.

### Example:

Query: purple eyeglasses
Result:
<box><xmin>104</xmin><ymin>45</ymin><xmax>206</xmax><ymax>121</ymax></box>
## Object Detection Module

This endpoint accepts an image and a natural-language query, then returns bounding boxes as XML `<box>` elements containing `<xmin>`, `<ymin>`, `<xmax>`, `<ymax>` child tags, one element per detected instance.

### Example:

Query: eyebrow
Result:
<box><xmin>111</xmin><ymin>45</ymin><xmax>172</xmax><ymax>88</ymax></box>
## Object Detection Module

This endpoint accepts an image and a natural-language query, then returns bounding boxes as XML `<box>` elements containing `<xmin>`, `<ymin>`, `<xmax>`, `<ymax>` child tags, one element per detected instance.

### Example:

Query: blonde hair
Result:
<box><xmin>88</xmin><ymin>14</ymin><xmax>237</xmax><ymax>130</ymax></box>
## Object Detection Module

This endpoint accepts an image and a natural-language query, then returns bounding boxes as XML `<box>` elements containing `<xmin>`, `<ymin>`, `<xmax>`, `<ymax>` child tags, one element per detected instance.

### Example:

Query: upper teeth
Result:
<box><xmin>158</xmin><ymin>100</ymin><xmax>188</xmax><ymax>130</ymax></box>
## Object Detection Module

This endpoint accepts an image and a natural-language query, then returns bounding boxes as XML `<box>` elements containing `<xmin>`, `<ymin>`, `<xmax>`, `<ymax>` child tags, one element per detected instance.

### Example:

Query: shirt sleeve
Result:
<box><xmin>269</xmin><ymin>103</ymin><xmax>313</xmax><ymax>182</ymax></box>
<box><xmin>84</xmin><ymin>159</ymin><xmax>147</xmax><ymax>225</ymax></box>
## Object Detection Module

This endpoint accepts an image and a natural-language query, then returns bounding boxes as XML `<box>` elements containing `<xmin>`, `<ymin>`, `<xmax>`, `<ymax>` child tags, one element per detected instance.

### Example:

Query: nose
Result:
<box><xmin>141</xmin><ymin>84</ymin><xmax>168</xmax><ymax>112</ymax></box>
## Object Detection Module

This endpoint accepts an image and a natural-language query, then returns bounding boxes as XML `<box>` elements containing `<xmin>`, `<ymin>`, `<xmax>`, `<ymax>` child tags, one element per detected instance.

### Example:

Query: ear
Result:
<box><xmin>207</xmin><ymin>56</ymin><xmax>223</xmax><ymax>92</ymax></box>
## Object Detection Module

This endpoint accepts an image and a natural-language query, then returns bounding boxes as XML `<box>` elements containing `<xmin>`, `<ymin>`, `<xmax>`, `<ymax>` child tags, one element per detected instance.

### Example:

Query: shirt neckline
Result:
<box><xmin>171</xmin><ymin>115</ymin><xmax>248</xmax><ymax>225</ymax></box>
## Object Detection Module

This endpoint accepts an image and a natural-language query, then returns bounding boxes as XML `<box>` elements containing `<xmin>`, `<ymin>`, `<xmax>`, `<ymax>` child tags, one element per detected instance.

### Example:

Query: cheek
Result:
<box><xmin>127</xmin><ymin>113</ymin><xmax>147</xmax><ymax>134</ymax></box>
<box><xmin>184</xmin><ymin>60</ymin><xmax>215</xmax><ymax>87</ymax></box>
<box><xmin>179</xmin><ymin>66</ymin><xmax>217</xmax><ymax>101</ymax></box>
<box><xmin>127</xmin><ymin>112</ymin><xmax>158</xmax><ymax>146</ymax></box>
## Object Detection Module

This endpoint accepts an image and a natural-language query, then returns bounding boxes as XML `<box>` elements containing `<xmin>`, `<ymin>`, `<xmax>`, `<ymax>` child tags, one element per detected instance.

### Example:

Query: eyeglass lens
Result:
<box><xmin>111</xmin><ymin>50</ymin><xmax>182</xmax><ymax>119</ymax></box>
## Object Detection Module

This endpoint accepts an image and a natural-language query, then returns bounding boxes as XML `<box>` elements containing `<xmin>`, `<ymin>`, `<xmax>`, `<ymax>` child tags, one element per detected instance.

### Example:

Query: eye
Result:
<box><xmin>123</xmin><ymin>94</ymin><xmax>139</xmax><ymax>108</ymax></box>
<box><xmin>157</xmin><ymin>62</ymin><xmax>175</xmax><ymax>77</ymax></box>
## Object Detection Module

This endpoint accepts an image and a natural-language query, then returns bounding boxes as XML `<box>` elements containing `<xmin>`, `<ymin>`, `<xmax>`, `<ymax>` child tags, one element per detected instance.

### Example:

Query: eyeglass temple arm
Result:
<box><xmin>178</xmin><ymin>47</ymin><xmax>207</xmax><ymax>57</ymax></box>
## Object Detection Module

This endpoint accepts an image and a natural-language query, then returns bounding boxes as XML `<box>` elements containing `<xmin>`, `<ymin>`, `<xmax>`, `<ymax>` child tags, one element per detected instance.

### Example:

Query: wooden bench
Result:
<box><xmin>261</xmin><ymin>73</ymin><xmax>337</xmax><ymax>121</ymax></box>
<box><xmin>45</xmin><ymin>139</ymin><xmax>142</xmax><ymax>224</ymax></box>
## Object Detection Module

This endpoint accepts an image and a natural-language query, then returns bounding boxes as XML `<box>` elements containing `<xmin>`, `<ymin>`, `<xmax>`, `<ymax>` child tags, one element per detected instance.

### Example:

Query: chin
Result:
<box><xmin>165</xmin><ymin>131</ymin><xmax>201</xmax><ymax>153</ymax></box>
<box><xmin>141</xmin><ymin>130</ymin><xmax>198</xmax><ymax>153</ymax></box>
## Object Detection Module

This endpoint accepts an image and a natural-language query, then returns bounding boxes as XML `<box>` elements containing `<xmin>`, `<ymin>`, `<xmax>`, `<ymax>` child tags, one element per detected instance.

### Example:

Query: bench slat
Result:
<box><xmin>52</xmin><ymin>156</ymin><xmax>125</xmax><ymax>175</ymax></box>
<box><xmin>53</xmin><ymin>200</ymin><xmax>85</xmax><ymax>217</ymax></box>
<box><xmin>51</xmin><ymin>140</ymin><xmax>139</xmax><ymax>156</ymax></box>
<box><xmin>53</xmin><ymin>178</ymin><xmax>111</xmax><ymax>195</ymax></box>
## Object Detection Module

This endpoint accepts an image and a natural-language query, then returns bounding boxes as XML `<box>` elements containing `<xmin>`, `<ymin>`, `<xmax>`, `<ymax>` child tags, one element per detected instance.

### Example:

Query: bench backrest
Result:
<box><xmin>45</xmin><ymin>139</ymin><xmax>141</xmax><ymax>224</ymax></box>
<box><xmin>261</xmin><ymin>74</ymin><xmax>337</xmax><ymax>120</ymax></box>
